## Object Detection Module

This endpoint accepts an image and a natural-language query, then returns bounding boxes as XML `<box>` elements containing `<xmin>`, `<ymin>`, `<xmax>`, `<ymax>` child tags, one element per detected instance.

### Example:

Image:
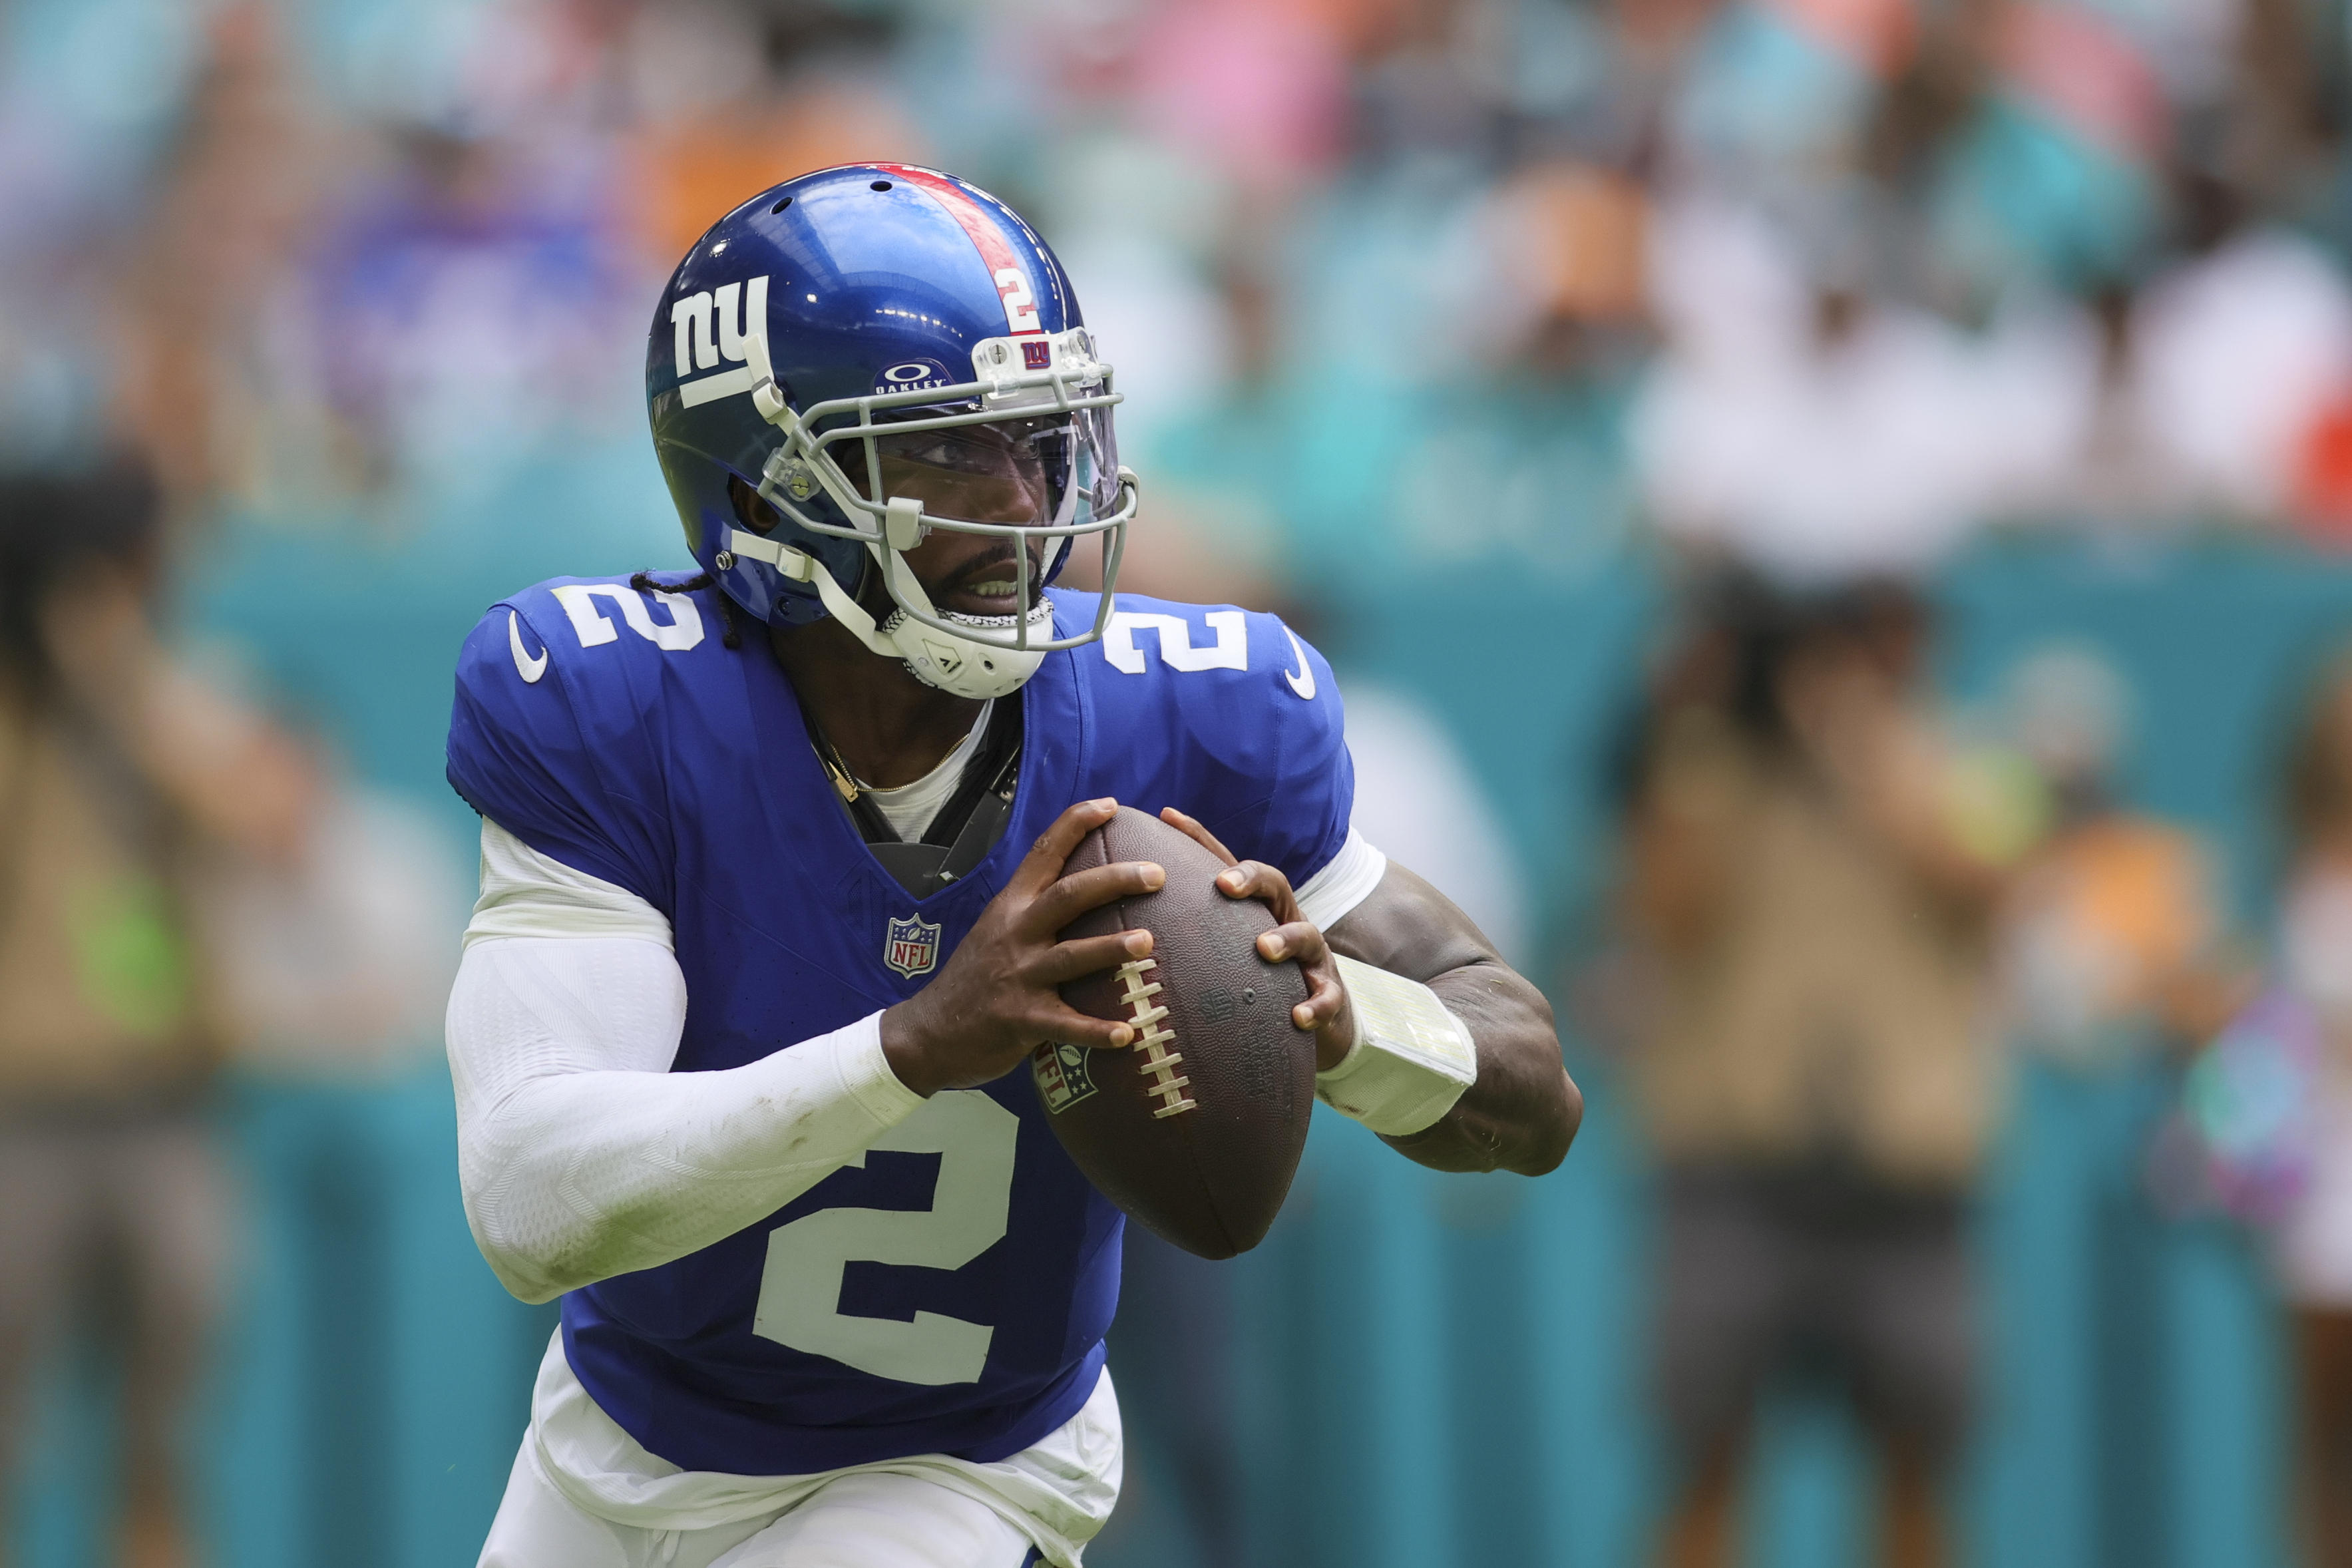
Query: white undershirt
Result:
<box><xmin>444</xmin><ymin>812</ymin><xmax>1388</xmax><ymax>1549</ymax></box>
<box><xmin>860</xmin><ymin>699</ymin><xmax>993</xmax><ymax>842</ymax></box>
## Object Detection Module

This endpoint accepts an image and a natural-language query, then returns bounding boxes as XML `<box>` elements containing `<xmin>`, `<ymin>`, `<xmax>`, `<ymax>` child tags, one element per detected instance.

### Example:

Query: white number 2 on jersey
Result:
<box><xmin>550</xmin><ymin>583</ymin><xmax>704</xmax><ymax>652</ymax></box>
<box><xmin>1102</xmin><ymin>610</ymin><xmax>1247</xmax><ymax>674</ymax></box>
<box><xmin>751</xmin><ymin>1089</ymin><xmax>1020</xmax><ymax>1385</ymax></box>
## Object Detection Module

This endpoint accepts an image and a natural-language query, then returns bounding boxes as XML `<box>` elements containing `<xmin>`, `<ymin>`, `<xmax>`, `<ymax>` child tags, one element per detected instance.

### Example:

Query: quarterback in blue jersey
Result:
<box><xmin>444</xmin><ymin>164</ymin><xmax>1579</xmax><ymax>1567</ymax></box>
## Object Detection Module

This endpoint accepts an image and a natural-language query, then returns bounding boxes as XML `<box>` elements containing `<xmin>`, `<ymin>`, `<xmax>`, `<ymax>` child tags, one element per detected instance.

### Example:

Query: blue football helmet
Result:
<box><xmin>646</xmin><ymin>162</ymin><xmax>1138</xmax><ymax>698</ymax></box>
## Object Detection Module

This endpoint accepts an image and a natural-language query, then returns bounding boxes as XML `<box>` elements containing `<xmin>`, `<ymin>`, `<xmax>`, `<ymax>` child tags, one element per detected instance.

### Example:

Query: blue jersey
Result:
<box><xmin>445</xmin><ymin>580</ymin><xmax>1352</xmax><ymax>1476</ymax></box>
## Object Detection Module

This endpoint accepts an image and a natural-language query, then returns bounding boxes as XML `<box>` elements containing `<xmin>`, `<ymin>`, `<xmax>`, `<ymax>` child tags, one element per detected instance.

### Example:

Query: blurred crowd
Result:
<box><xmin>17</xmin><ymin>0</ymin><xmax>2352</xmax><ymax>1563</ymax></box>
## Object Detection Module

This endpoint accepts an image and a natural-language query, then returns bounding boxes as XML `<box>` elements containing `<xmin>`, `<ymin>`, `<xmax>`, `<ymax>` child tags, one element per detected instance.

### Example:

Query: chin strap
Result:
<box><xmin>724</xmin><ymin>528</ymin><xmax>1049</xmax><ymax>699</ymax></box>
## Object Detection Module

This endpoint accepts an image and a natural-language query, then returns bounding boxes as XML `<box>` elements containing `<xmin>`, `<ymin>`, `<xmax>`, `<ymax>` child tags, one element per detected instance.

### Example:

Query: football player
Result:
<box><xmin>445</xmin><ymin>164</ymin><xmax>1579</xmax><ymax>1568</ymax></box>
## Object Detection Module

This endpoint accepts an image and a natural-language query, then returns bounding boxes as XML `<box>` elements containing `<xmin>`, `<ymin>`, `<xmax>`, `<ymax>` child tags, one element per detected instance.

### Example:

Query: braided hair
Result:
<box><xmin>629</xmin><ymin>569</ymin><xmax>741</xmax><ymax>650</ymax></box>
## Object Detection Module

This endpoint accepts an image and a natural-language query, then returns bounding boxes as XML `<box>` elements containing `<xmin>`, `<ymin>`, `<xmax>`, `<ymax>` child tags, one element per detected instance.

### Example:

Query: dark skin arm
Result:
<box><xmin>1163</xmin><ymin>809</ymin><xmax>1581</xmax><ymax>1177</ymax></box>
<box><xmin>1326</xmin><ymin>863</ymin><xmax>1581</xmax><ymax>1175</ymax></box>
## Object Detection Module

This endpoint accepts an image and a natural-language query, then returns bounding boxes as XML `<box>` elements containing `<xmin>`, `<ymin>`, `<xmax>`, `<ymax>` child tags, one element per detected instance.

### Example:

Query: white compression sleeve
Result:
<box><xmin>447</xmin><ymin>939</ymin><xmax>925</xmax><ymax>1303</ymax></box>
<box><xmin>468</xmin><ymin>819</ymin><xmax>674</xmax><ymax>946</ymax></box>
<box><xmin>445</xmin><ymin>823</ymin><xmax>927</xmax><ymax>1304</ymax></box>
<box><xmin>1294</xmin><ymin>827</ymin><xmax>1388</xmax><ymax>932</ymax></box>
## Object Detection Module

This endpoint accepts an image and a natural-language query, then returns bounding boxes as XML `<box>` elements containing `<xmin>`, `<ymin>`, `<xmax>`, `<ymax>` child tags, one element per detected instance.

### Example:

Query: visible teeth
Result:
<box><xmin>966</xmin><ymin>579</ymin><xmax>1017</xmax><ymax>595</ymax></box>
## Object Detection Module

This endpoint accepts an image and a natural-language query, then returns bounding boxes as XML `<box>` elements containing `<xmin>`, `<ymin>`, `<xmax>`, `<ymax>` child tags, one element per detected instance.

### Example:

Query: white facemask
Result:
<box><xmin>726</xmin><ymin>527</ymin><xmax>1051</xmax><ymax>699</ymax></box>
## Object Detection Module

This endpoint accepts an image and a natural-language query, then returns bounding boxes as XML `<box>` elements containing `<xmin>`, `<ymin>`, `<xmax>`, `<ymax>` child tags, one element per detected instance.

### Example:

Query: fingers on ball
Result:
<box><xmin>1024</xmin><ymin>798</ymin><xmax>1121</xmax><ymax>874</ymax></box>
<box><xmin>1032</xmin><ymin>860</ymin><xmax>1163</xmax><ymax>927</ymax></box>
<box><xmin>1158</xmin><ymin>806</ymin><xmax>1239</xmax><ymax>866</ymax></box>
<box><xmin>1217</xmin><ymin>860</ymin><xmax>1296</xmax><ymax>912</ymax></box>
<box><xmin>1258</xmin><ymin>919</ymin><xmax>1323</xmax><ymax>964</ymax></box>
<box><xmin>1039</xmin><ymin>931</ymin><xmax>1152</xmax><ymax>985</ymax></box>
<box><xmin>1042</xmin><ymin>1005</ymin><xmax>1134</xmax><ymax>1049</ymax></box>
<box><xmin>1304</xmin><ymin>972</ymin><xmax>1348</xmax><ymax>1030</ymax></box>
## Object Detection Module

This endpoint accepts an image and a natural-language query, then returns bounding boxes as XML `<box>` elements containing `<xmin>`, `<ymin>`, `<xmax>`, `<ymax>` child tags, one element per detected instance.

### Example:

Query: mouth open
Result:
<box><xmin>937</xmin><ymin>545</ymin><xmax>1045</xmax><ymax>618</ymax></box>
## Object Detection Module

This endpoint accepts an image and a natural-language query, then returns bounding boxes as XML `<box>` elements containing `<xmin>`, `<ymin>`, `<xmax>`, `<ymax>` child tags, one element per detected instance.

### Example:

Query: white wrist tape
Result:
<box><xmin>1314</xmin><ymin>955</ymin><xmax>1477</xmax><ymax>1137</ymax></box>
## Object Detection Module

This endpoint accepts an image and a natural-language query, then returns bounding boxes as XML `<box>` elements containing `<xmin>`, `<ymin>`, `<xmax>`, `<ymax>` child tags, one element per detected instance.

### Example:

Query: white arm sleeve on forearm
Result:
<box><xmin>445</xmin><ymin>823</ymin><xmax>926</xmax><ymax>1304</ymax></box>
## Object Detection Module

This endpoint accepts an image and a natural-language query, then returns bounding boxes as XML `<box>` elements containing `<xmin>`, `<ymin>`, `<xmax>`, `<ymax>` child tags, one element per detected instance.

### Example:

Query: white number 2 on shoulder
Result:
<box><xmin>1102</xmin><ymin>610</ymin><xmax>1247</xmax><ymax>674</ymax></box>
<box><xmin>550</xmin><ymin>584</ymin><xmax>704</xmax><ymax>652</ymax></box>
<box><xmin>752</xmin><ymin>1089</ymin><xmax>1020</xmax><ymax>1385</ymax></box>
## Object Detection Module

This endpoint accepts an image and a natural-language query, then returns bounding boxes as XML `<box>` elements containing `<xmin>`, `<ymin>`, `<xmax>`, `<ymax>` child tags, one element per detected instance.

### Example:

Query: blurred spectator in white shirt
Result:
<box><xmin>1635</xmin><ymin>194</ymin><xmax>2062</xmax><ymax>580</ymax></box>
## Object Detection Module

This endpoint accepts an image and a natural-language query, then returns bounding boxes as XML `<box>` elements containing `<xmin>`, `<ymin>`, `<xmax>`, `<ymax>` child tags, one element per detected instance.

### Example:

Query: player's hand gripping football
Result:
<box><xmin>880</xmin><ymin>798</ymin><xmax>1167</xmax><ymax>1097</ymax></box>
<box><xmin>1157</xmin><ymin>807</ymin><xmax>1356</xmax><ymax>1072</ymax></box>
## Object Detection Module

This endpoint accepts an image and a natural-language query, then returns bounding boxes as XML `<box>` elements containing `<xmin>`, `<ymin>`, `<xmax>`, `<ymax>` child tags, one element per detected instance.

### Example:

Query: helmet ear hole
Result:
<box><xmin>728</xmin><ymin>474</ymin><xmax>781</xmax><ymax>535</ymax></box>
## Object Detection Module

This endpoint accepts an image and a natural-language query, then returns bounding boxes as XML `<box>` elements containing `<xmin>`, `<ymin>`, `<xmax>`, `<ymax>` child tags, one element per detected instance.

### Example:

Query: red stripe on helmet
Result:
<box><xmin>872</xmin><ymin>164</ymin><xmax>1046</xmax><ymax>337</ymax></box>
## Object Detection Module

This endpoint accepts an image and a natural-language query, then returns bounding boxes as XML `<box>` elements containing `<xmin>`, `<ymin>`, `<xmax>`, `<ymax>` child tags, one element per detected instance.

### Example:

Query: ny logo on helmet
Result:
<box><xmin>671</xmin><ymin>277</ymin><xmax>769</xmax><ymax>407</ymax></box>
<box><xmin>883</xmin><ymin>914</ymin><xmax>942</xmax><ymax>978</ymax></box>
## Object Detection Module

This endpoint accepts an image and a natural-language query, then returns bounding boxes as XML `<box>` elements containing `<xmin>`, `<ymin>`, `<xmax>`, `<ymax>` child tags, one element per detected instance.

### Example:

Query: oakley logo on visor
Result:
<box><xmin>673</xmin><ymin>276</ymin><xmax>769</xmax><ymax>407</ymax></box>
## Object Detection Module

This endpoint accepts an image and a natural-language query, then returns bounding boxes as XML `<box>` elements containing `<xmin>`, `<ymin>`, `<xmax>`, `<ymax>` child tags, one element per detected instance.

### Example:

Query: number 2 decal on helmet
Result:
<box><xmin>871</xmin><ymin>163</ymin><xmax>1050</xmax><ymax>338</ymax></box>
<box><xmin>994</xmin><ymin>268</ymin><xmax>1040</xmax><ymax>333</ymax></box>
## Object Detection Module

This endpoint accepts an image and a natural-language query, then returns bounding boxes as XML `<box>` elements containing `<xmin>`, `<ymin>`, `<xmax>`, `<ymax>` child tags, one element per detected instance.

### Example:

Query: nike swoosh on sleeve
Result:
<box><xmin>509</xmin><ymin>611</ymin><xmax>549</xmax><ymax>684</ymax></box>
<box><xmin>1282</xmin><ymin>628</ymin><xmax>1316</xmax><ymax>700</ymax></box>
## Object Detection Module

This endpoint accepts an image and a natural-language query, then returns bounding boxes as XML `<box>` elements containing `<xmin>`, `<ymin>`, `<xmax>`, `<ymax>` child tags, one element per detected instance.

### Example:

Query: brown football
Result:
<box><xmin>1031</xmin><ymin>806</ymin><xmax>1316</xmax><ymax>1259</ymax></box>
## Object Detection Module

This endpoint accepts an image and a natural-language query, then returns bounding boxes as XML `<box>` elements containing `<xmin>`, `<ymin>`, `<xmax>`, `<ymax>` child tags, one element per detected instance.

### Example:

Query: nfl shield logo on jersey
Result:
<box><xmin>883</xmin><ymin>914</ymin><xmax>942</xmax><ymax>978</ymax></box>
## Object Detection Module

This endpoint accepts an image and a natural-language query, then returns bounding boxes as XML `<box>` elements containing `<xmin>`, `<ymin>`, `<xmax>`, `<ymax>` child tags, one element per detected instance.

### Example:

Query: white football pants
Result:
<box><xmin>479</xmin><ymin>1440</ymin><xmax>1042</xmax><ymax>1568</ymax></box>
